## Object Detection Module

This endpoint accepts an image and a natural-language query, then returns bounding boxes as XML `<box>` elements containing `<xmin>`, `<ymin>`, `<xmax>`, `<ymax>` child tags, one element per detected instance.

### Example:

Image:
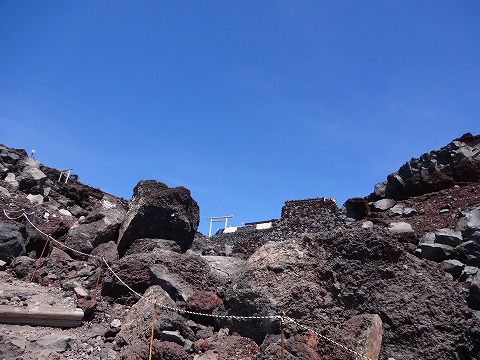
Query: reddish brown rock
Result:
<box><xmin>186</xmin><ymin>291</ymin><xmax>223</xmax><ymax>314</ymax></box>
<box><xmin>212</xmin><ymin>335</ymin><xmax>259</xmax><ymax>359</ymax></box>
<box><xmin>319</xmin><ymin>313</ymin><xmax>383</xmax><ymax>360</ymax></box>
<box><xmin>119</xmin><ymin>339</ymin><xmax>192</xmax><ymax>360</ymax></box>
<box><xmin>77</xmin><ymin>297</ymin><xmax>96</xmax><ymax>316</ymax></box>
<box><xmin>49</xmin><ymin>246</ymin><xmax>72</xmax><ymax>267</ymax></box>
<box><xmin>88</xmin><ymin>240</ymin><xmax>118</xmax><ymax>266</ymax></box>
<box><xmin>288</xmin><ymin>331</ymin><xmax>321</xmax><ymax>360</ymax></box>
<box><xmin>194</xmin><ymin>338</ymin><xmax>213</xmax><ymax>353</ymax></box>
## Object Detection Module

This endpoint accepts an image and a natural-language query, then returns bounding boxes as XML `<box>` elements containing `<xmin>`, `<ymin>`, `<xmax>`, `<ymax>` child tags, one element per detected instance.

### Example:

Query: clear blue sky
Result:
<box><xmin>1</xmin><ymin>1</ymin><xmax>479</xmax><ymax>234</ymax></box>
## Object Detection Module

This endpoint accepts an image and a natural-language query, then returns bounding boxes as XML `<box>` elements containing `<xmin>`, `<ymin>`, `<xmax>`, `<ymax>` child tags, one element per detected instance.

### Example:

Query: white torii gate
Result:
<box><xmin>206</xmin><ymin>215</ymin><xmax>234</xmax><ymax>237</ymax></box>
<box><xmin>58</xmin><ymin>169</ymin><xmax>73</xmax><ymax>183</ymax></box>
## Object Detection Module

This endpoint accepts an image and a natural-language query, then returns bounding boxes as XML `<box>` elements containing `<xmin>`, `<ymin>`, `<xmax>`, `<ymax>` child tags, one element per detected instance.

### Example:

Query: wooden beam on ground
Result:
<box><xmin>0</xmin><ymin>305</ymin><xmax>84</xmax><ymax>328</ymax></box>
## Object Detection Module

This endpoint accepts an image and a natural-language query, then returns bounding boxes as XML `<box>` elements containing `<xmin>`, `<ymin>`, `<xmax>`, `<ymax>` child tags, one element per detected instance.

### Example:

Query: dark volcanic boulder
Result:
<box><xmin>0</xmin><ymin>223</ymin><xmax>28</xmax><ymax>263</ymax></box>
<box><xmin>458</xmin><ymin>205</ymin><xmax>480</xmax><ymax>240</ymax></box>
<box><xmin>64</xmin><ymin>194</ymin><xmax>126</xmax><ymax>259</ymax></box>
<box><xmin>368</xmin><ymin>133</ymin><xmax>480</xmax><ymax>201</ymax></box>
<box><xmin>0</xmin><ymin>145</ymin><xmax>24</xmax><ymax>168</ymax></box>
<box><xmin>101</xmin><ymin>249</ymin><xmax>215</xmax><ymax>304</ymax></box>
<box><xmin>117</xmin><ymin>180</ymin><xmax>199</xmax><ymax>256</ymax></box>
<box><xmin>343</xmin><ymin>197</ymin><xmax>369</xmax><ymax>220</ymax></box>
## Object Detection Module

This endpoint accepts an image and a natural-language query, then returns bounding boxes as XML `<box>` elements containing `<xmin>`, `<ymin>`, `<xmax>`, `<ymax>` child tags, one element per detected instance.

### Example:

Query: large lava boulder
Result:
<box><xmin>117</xmin><ymin>180</ymin><xmax>199</xmax><ymax>256</ymax></box>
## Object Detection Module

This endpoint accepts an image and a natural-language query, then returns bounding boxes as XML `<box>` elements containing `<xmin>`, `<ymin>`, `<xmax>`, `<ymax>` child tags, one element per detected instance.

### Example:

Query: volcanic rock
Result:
<box><xmin>469</xmin><ymin>272</ymin><xmax>480</xmax><ymax>310</ymax></box>
<box><xmin>440</xmin><ymin>259</ymin><xmax>465</xmax><ymax>277</ymax></box>
<box><xmin>0</xmin><ymin>223</ymin><xmax>28</xmax><ymax>264</ymax></box>
<box><xmin>343</xmin><ymin>197</ymin><xmax>370</xmax><ymax>220</ymax></box>
<box><xmin>101</xmin><ymin>249</ymin><xmax>215</xmax><ymax>304</ymax></box>
<box><xmin>371</xmin><ymin>198</ymin><xmax>396</xmax><ymax>212</ymax></box>
<box><xmin>118</xmin><ymin>339</ymin><xmax>192</xmax><ymax>360</ymax></box>
<box><xmin>116</xmin><ymin>285</ymin><xmax>194</xmax><ymax>348</ymax></box>
<box><xmin>17</xmin><ymin>164</ymin><xmax>47</xmax><ymax>195</ymax></box>
<box><xmin>368</xmin><ymin>133</ymin><xmax>480</xmax><ymax>201</ymax></box>
<box><xmin>2</xmin><ymin>135</ymin><xmax>480</xmax><ymax>359</ymax></box>
<box><xmin>387</xmin><ymin>221</ymin><xmax>414</xmax><ymax>234</ymax></box>
<box><xmin>458</xmin><ymin>205</ymin><xmax>480</xmax><ymax>239</ymax></box>
<box><xmin>186</xmin><ymin>290</ymin><xmax>223</xmax><ymax>315</ymax></box>
<box><xmin>149</xmin><ymin>263</ymin><xmax>194</xmax><ymax>302</ymax></box>
<box><xmin>124</xmin><ymin>237</ymin><xmax>182</xmax><ymax>256</ymax></box>
<box><xmin>117</xmin><ymin>180</ymin><xmax>199</xmax><ymax>256</ymax></box>
<box><xmin>319</xmin><ymin>314</ymin><xmax>383</xmax><ymax>360</ymax></box>
<box><xmin>420</xmin><ymin>243</ymin><xmax>453</xmax><ymax>261</ymax></box>
<box><xmin>434</xmin><ymin>228</ymin><xmax>463</xmax><ymax>247</ymax></box>
<box><xmin>64</xmin><ymin>194</ymin><xmax>126</xmax><ymax>260</ymax></box>
<box><xmin>3</xmin><ymin>173</ymin><xmax>19</xmax><ymax>190</ymax></box>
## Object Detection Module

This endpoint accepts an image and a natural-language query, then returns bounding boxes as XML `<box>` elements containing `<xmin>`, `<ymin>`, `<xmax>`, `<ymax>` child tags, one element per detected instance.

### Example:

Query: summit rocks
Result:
<box><xmin>368</xmin><ymin>132</ymin><xmax>480</xmax><ymax>201</ymax></box>
<box><xmin>1</xmin><ymin>134</ymin><xmax>480</xmax><ymax>360</ymax></box>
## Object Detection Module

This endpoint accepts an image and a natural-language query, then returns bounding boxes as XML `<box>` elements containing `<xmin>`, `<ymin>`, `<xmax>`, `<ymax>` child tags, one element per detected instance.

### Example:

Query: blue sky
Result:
<box><xmin>1</xmin><ymin>1</ymin><xmax>479</xmax><ymax>234</ymax></box>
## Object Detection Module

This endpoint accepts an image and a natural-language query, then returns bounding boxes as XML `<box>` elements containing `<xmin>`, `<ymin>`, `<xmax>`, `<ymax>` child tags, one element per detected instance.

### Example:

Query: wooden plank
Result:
<box><xmin>0</xmin><ymin>305</ymin><xmax>84</xmax><ymax>328</ymax></box>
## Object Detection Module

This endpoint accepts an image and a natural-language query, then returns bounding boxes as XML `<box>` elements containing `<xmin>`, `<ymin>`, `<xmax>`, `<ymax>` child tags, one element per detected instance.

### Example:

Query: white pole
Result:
<box><xmin>208</xmin><ymin>219</ymin><xmax>213</xmax><ymax>238</ymax></box>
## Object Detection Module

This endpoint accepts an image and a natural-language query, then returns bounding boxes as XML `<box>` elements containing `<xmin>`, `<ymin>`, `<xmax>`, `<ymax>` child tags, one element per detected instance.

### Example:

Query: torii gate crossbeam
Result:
<box><xmin>206</xmin><ymin>215</ymin><xmax>234</xmax><ymax>237</ymax></box>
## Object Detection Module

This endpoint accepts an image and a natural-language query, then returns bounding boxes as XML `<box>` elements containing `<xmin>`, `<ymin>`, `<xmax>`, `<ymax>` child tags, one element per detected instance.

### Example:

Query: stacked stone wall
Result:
<box><xmin>279</xmin><ymin>198</ymin><xmax>342</xmax><ymax>234</ymax></box>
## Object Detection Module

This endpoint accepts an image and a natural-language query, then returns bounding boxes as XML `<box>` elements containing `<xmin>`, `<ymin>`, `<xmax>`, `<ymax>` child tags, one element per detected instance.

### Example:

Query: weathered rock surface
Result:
<box><xmin>17</xmin><ymin>165</ymin><xmax>47</xmax><ymax>194</ymax></box>
<box><xmin>440</xmin><ymin>259</ymin><xmax>465</xmax><ymax>277</ymax></box>
<box><xmin>370</xmin><ymin>198</ymin><xmax>396</xmax><ymax>212</ymax></box>
<box><xmin>388</xmin><ymin>221</ymin><xmax>414</xmax><ymax>234</ymax></box>
<box><xmin>420</xmin><ymin>243</ymin><xmax>453</xmax><ymax>261</ymax></box>
<box><xmin>458</xmin><ymin>205</ymin><xmax>480</xmax><ymax>240</ymax></box>
<box><xmin>368</xmin><ymin>133</ymin><xmax>480</xmax><ymax>201</ymax></box>
<box><xmin>117</xmin><ymin>180</ymin><xmax>199</xmax><ymax>256</ymax></box>
<box><xmin>116</xmin><ymin>285</ymin><xmax>194</xmax><ymax>348</ymax></box>
<box><xmin>343</xmin><ymin>197</ymin><xmax>370</xmax><ymax>220</ymax></box>
<box><xmin>118</xmin><ymin>339</ymin><xmax>192</xmax><ymax>360</ymax></box>
<box><xmin>0</xmin><ymin>223</ymin><xmax>28</xmax><ymax>264</ymax></box>
<box><xmin>469</xmin><ymin>272</ymin><xmax>480</xmax><ymax>310</ymax></box>
<box><xmin>319</xmin><ymin>314</ymin><xmax>383</xmax><ymax>360</ymax></box>
<box><xmin>435</xmin><ymin>227</ymin><xmax>463</xmax><ymax>246</ymax></box>
<box><xmin>64</xmin><ymin>194</ymin><xmax>126</xmax><ymax>260</ymax></box>
<box><xmin>101</xmin><ymin>249</ymin><xmax>215</xmax><ymax>304</ymax></box>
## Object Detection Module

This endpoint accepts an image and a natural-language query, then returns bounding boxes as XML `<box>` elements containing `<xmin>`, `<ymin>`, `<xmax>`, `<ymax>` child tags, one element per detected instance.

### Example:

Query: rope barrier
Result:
<box><xmin>1</xmin><ymin>208</ymin><xmax>375</xmax><ymax>360</ymax></box>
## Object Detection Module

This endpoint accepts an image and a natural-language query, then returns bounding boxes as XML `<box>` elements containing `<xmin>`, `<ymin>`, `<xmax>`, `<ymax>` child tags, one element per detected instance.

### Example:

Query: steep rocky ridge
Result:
<box><xmin>0</xmin><ymin>135</ymin><xmax>480</xmax><ymax>360</ymax></box>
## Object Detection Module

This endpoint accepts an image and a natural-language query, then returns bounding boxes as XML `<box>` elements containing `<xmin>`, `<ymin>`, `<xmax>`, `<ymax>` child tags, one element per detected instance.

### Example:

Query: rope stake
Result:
<box><xmin>92</xmin><ymin>258</ymin><xmax>104</xmax><ymax>301</ymax></box>
<box><xmin>149</xmin><ymin>301</ymin><xmax>157</xmax><ymax>360</ymax></box>
<box><xmin>30</xmin><ymin>237</ymin><xmax>50</xmax><ymax>282</ymax></box>
<box><xmin>280</xmin><ymin>312</ymin><xmax>286</xmax><ymax>360</ymax></box>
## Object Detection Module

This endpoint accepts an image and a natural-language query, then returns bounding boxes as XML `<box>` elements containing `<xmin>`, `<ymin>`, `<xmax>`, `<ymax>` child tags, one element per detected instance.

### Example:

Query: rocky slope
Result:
<box><xmin>0</xmin><ymin>133</ymin><xmax>480</xmax><ymax>360</ymax></box>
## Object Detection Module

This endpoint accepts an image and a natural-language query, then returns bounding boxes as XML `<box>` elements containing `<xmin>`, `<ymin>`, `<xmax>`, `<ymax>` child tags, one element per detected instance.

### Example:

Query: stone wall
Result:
<box><xmin>278</xmin><ymin>197</ymin><xmax>342</xmax><ymax>234</ymax></box>
<box><xmin>201</xmin><ymin>197</ymin><xmax>343</xmax><ymax>257</ymax></box>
